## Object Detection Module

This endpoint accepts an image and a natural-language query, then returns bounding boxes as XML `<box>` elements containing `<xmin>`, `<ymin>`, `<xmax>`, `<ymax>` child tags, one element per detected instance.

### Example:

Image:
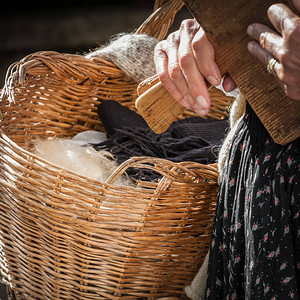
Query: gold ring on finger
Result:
<box><xmin>267</xmin><ymin>58</ymin><xmax>278</xmax><ymax>76</ymax></box>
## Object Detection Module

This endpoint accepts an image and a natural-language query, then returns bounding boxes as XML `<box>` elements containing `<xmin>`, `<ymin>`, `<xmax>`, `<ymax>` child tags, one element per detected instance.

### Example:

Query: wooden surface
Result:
<box><xmin>183</xmin><ymin>0</ymin><xmax>300</xmax><ymax>145</ymax></box>
<box><xmin>136</xmin><ymin>80</ymin><xmax>186</xmax><ymax>134</ymax></box>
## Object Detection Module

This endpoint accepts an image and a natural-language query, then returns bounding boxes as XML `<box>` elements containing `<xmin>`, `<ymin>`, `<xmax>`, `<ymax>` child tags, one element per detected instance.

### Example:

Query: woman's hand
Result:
<box><xmin>154</xmin><ymin>19</ymin><xmax>226</xmax><ymax>116</ymax></box>
<box><xmin>247</xmin><ymin>2</ymin><xmax>300</xmax><ymax>100</ymax></box>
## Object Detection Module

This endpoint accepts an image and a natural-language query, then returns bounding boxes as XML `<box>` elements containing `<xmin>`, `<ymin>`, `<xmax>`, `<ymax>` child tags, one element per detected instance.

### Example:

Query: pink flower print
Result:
<box><xmin>219</xmin><ymin>244</ymin><xmax>224</xmax><ymax>252</ymax></box>
<box><xmin>289</xmin><ymin>175</ymin><xmax>295</xmax><ymax>184</ymax></box>
<box><xmin>289</xmin><ymin>292</ymin><xmax>295</xmax><ymax>298</ymax></box>
<box><xmin>272</xmin><ymin>179</ymin><xmax>275</xmax><ymax>189</ymax></box>
<box><xmin>224</xmin><ymin>210</ymin><xmax>228</xmax><ymax>218</ymax></box>
<box><xmin>276</xmin><ymin>161</ymin><xmax>281</xmax><ymax>170</ymax></box>
<box><xmin>271</xmin><ymin>297</ymin><xmax>276</xmax><ymax>300</ymax></box>
<box><xmin>230</xmin><ymin>225</ymin><xmax>235</xmax><ymax>232</ymax></box>
<box><xmin>280</xmin><ymin>262</ymin><xmax>287</xmax><ymax>271</ymax></box>
<box><xmin>264</xmin><ymin>233</ymin><xmax>268</xmax><ymax>242</ymax></box>
<box><xmin>255</xmin><ymin>159</ymin><xmax>259</xmax><ymax>166</ymax></box>
<box><xmin>231</xmin><ymin>292</ymin><xmax>237</xmax><ymax>300</ymax></box>
<box><xmin>236</xmin><ymin>222</ymin><xmax>242</xmax><ymax>231</ymax></box>
<box><xmin>287</xmin><ymin>157</ymin><xmax>292</xmax><ymax>167</ymax></box>
<box><xmin>263</xmin><ymin>154</ymin><xmax>271</xmax><ymax>163</ymax></box>
<box><xmin>229</xmin><ymin>178</ymin><xmax>235</xmax><ymax>187</ymax></box>
<box><xmin>264</xmin><ymin>285</ymin><xmax>270</xmax><ymax>295</ymax></box>
<box><xmin>216</xmin><ymin>278</ymin><xmax>222</xmax><ymax>287</ymax></box>
<box><xmin>256</xmin><ymin>277</ymin><xmax>261</xmax><ymax>285</ymax></box>
<box><xmin>284</xmin><ymin>226</ymin><xmax>290</xmax><ymax>235</ymax></box>
<box><xmin>283</xmin><ymin>277</ymin><xmax>292</xmax><ymax>284</ymax></box>
<box><xmin>274</xmin><ymin>197</ymin><xmax>279</xmax><ymax>206</ymax></box>
<box><xmin>280</xmin><ymin>176</ymin><xmax>285</xmax><ymax>183</ymax></box>
<box><xmin>265</xmin><ymin>186</ymin><xmax>271</xmax><ymax>193</ymax></box>
<box><xmin>268</xmin><ymin>251</ymin><xmax>275</xmax><ymax>259</ymax></box>
<box><xmin>211</xmin><ymin>239</ymin><xmax>215</xmax><ymax>248</ymax></box>
<box><xmin>206</xmin><ymin>288</ymin><xmax>211</xmax><ymax>297</ymax></box>
<box><xmin>256</xmin><ymin>190</ymin><xmax>263</xmax><ymax>197</ymax></box>
<box><xmin>275</xmin><ymin>246</ymin><xmax>280</xmax><ymax>257</ymax></box>
<box><xmin>252</xmin><ymin>223</ymin><xmax>258</xmax><ymax>231</ymax></box>
<box><xmin>235</xmin><ymin>256</ymin><xmax>241</xmax><ymax>263</ymax></box>
<box><xmin>265</xmin><ymin>168</ymin><xmax>269</xmax><ymax>174</ymax></box>
<box><xmin>288</xmin><ymin>143</ymin><xmax>292</xmax><ymax>150</ymax></box>
<box><xmin>293</xmin><ymin>211</ymin><xmax>299</xmax><ymax>220</ymax></box>
<box><xmin>291</xmin><ymin>195</ymin><xmax>295</xmax><ymax>205</ymax></box>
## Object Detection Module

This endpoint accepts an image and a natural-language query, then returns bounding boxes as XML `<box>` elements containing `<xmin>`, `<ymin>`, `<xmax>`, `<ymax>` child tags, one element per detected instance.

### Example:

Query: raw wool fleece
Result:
<box><xmin>85</xmin><ymin>33</ymin><xmax>159</xmax><ymax>83</ymax></box>
<box><xmin>33</xmin><ymin>135</ymin><xmax>134</xmax><ymax>187</ymax></box>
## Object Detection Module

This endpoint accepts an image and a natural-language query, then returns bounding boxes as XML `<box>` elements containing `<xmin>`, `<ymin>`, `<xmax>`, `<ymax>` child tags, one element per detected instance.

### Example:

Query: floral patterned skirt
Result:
<box><xmin>206</xmin><ymin>104</ymin><xmax>300</xmax><ymax>299</ymax></box>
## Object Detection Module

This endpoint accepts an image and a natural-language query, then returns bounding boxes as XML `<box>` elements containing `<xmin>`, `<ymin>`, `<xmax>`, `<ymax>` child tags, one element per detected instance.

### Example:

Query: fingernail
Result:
<box><xmin>247</xmin><ymin>25</ymin><xmax>253</xmax><ymax>36</ymax></box>
<box><xmin>195</xmin><ymin>108</ymin><xmax>209</xmax><ymax>116</ymax></box>
<box><xmin>196</xmin><ymin>96</ymin><xmax>210</xmax><ymax>111</ymax></box>
<box><xmin>247</xmin><ymin>42</ymin><xmax>254</xmax><ymax>53</ymax></box>
<box><xmin>181</xmin><ymin>98</ymin><xmax>192</xmax><ymax>110</ymax></box>
<box><xmin>207</xmin><ymin>75</ymin><xmax>220</xmax><ymax>87</ymax></box>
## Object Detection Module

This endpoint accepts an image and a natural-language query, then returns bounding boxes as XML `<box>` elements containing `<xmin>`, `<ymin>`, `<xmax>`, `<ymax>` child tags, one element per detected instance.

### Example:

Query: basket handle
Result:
<box><xmin>105</xmin><ymin>156</ymin><xmax>218</xmax><ymax>185</ymax></box>
<box><xmin>135</xmin><ymin>0</ymin><xmax>185</xmax><ymax>40</ymax></box>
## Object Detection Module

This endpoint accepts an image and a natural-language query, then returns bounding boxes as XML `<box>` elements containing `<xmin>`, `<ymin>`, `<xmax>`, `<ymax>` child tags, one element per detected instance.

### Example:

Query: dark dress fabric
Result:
<box><xmin>94</xmin><ymin>100</ymin><xmax>229</xmax><ymax>181</ymax></box>
<box><xmin>206</xmin><ymin>103</ymin><xmax>300</xmax><ymax>299</ymax></box>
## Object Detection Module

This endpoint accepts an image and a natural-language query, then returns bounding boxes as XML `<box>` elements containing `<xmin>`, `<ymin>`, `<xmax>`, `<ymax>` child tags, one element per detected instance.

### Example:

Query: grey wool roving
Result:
<box><xmin>85</xmin><ymin>33</ymin><xmax>159</xmax><ymax>83</ymax></box>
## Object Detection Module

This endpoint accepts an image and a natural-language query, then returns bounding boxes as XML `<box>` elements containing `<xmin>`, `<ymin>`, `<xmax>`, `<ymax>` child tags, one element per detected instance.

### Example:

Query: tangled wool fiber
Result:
<box><xmin>33</xmin><ymin>134</ymin><xmax>134</xmax><ymax>187</ymax></box>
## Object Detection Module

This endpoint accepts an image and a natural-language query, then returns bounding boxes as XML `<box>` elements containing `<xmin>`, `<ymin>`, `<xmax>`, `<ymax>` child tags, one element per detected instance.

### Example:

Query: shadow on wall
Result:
<box><xmin>0</xmin><ymin>0</ymin><xmax>191</xmax><ymax>87</ymax></box>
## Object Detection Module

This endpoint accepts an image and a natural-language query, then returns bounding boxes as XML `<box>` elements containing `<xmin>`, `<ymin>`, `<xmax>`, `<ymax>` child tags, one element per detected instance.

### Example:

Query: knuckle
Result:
<box><xmin>180</xmin><ymin>19</ymin><xmax>198</xmax><ymax>30</ymax></box>
<box><xmin>157</xmin><ymin>71</ymin><xmax>169</xmax><ymax>84</ymax></box>
<box><xmin>284</xmin><ymin>19</ymin><xmax>300</xmax><ymax>42</ymax></box>
<box><xmin>154</xmin><ymin>42</ymin><xmax>166</xmax><ymax>56</ymax></box>
<box><xmin>179</xmin><ymin>53</ymin><xmax>193</xmax><ymax>68</ymax></box>
<box><xmin>277</xmin><ymin>49</ymin><xmax>290</xmax><ymax>65</ymax></box>
<box><xmin>167</xmin><ymin>32</ymin><xmax>178</xmax><ymax>43</ymax></box>
<box><xmin>169</xmin><ymin>65</ymin><xmax>182</xmax><ymax>80</ymax></box>
<box><xmin>191</xmin><ymin>32</ymin><xmax>207</xmax><ymax>51</ymax></box>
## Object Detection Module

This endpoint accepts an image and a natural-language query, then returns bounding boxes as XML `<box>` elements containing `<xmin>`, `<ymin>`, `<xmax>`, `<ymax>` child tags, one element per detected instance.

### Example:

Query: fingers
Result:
<box><xmin>222</xmin><ymin>75</ymin><xmax>237</xmax><ymax>93</ymax></box>
<box><xmin>178</xmin><ymin>22</ymin><xmax>219</xmax><ymax>114</ymax></box>
<box><xmin>247</xmin><ymin>24</ymin><xmax>282</xmax><ymax>59</ymax></box>
<box><xmin>154</xmin><ymin>42</ymin><xmax>188</xmax><ymax>108</ymax></box>
<box><xmin>191</xmin><ymin>27</ymin><xmax>222</xmax><ymax>87</ymax></box>
<box><xmin>247</xmin><ymin>4</ymin><xmax>300</xmax><ymax>101</ymax></box>
<box><xmin>267</xmin><ymin>3</ymin><xmax>299</xmax><ymax>35</ymax></box>
<box><xmin>154</xmin><ymin>19</ymin><xmax>223</xmax><ymax>116</ymax></box>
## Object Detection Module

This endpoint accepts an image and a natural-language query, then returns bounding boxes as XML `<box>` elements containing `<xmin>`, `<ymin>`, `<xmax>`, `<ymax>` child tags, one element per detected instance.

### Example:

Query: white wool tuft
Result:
<box><xmin>33</xmin><ymin>137</ymin><xmax>133</xmax><ymax>186</ymax></box>
<box><xmin>217</xmin><ymin>91</ymin><xmax>246</xmax><ymax>177</ymax></box>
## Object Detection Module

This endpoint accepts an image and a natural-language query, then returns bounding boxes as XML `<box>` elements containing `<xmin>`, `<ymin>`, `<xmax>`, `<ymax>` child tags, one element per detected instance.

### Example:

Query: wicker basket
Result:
<box><xmin>0</xmin><ymin>0</ymin><xmax>233</xmax><ymax>298</ymax></box>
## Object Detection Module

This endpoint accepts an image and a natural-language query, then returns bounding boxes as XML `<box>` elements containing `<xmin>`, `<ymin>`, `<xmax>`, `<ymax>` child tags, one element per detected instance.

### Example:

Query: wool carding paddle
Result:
<box><xmin>135</xmin><ymin>0</ymin><xmax>300</xmax><ymax>145</ymax></box>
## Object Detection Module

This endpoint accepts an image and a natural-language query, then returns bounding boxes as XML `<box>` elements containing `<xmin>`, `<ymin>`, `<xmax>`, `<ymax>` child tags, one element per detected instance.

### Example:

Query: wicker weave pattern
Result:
<box><xmin>0</xmin><ymin>0</ymin><xmax>230</xmax><ymax>298</ymax></box>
